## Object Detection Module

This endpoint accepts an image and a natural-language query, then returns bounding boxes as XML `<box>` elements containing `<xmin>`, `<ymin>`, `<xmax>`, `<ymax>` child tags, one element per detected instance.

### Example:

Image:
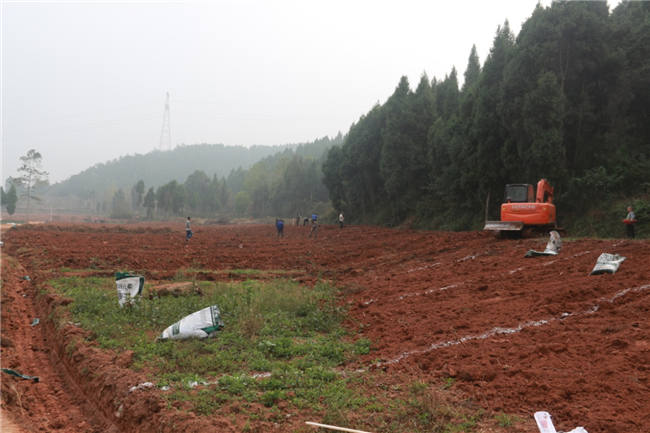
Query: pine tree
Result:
<box><xmin>16</xmin><ymin>149</ymin><xmax>49</xmax><ymax>216</ymax></box>
<box><xmin>462</xmin><ymin>45</ymin><xmax>481</xmax><ymax>93</ymax></box>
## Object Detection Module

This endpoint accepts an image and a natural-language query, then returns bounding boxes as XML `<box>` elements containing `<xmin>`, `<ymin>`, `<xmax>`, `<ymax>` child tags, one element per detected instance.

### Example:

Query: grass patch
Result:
<box><xmin>48</xmin><ymin>275</ymin><xmax>366</xmax><ymax>416</ymax></box>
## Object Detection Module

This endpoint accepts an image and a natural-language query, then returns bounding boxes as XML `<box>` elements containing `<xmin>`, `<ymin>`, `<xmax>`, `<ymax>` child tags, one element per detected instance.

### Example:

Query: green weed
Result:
<box><xmin>495</xmin><ymin>412</ymin><xmax>513</xmax><ymax>427</ymax></box>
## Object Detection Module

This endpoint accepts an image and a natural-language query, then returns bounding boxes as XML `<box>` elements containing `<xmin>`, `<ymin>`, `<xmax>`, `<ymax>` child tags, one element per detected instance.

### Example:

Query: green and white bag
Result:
<box><xmin>159</xmin><ymin>305</ymin><xmax>224</xmax><ymax>340</ymax></box>
<box><xmin>115</xmin><ymin>272</ymin><xmax>144</xmax><ymax>307</ymax></box>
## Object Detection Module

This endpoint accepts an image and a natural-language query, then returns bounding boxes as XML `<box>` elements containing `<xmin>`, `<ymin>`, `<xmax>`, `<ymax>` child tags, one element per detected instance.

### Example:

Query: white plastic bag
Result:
<box><xmin>590</xmin><ymin>253</ymin><xmax>625</xmax><ymax>275</ymax></box>
<box><xmin>534</xmin><ymin>411</ymin><xmax>588</xmax><ymax>433</ymax></box>
<box><xmin>159</xmin><ymin>305</ymin><xmax>224</xmax><ymax>340</ymax></box>
<box><xmin>525</xmin><ymin>231</ymin><xmax>561</xmax><ymax>257</ymax></box>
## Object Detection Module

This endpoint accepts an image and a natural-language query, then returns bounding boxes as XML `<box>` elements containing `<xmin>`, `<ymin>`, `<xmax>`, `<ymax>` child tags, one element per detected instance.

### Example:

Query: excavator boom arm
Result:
<box><xmin>536</xmin><ymin>178</ymin><xmax>554</xmax><ymax>203</ymax></box>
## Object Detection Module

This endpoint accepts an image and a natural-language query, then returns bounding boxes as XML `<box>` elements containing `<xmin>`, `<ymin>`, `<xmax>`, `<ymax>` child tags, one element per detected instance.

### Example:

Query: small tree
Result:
<box><xmin>1</xmin><ymin>184</ymin><xmax>19</xmax><ymax>215</ymax></box>
<box><xmin>143</xmin><ymin>187</ymin><xmax>156</xmax><ymax>219</ymax></box>
<box><xmin>111</xmin><ymin>189</ymin><xmax>131</xmax><ymax>218</ymax></box>
<box><xmin>16</xmin><ymin>149</ymin><xmax>48</xmax><ymax>216</ymax></box>
<box><xmin>132</xmin><ymin>180</ymin><xmax>145</xmax><ymax>210</ymax></box>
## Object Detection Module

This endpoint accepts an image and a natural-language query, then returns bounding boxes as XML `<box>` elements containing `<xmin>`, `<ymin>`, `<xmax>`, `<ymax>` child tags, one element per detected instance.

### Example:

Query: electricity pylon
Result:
<box><xmin>159</xmin><ymin>92</ymin><xmax>171</xmax><ymax>150</ymax></box>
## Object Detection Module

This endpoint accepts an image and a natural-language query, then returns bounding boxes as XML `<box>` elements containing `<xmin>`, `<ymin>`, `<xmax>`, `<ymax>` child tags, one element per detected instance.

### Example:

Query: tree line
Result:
<box><xmin>109</xmin><ymin>136</ymin><xmax>340</xmax><ymax>220</ymax></box>
<box><xmin>323</xmin><ymin>1</ymin><xmax>649</xmax><ymax>231</ymax></box>
<box><xmin>47</xmin><ymin>143</ymin><xmax>293</xmax><ymax>198</ymax></box>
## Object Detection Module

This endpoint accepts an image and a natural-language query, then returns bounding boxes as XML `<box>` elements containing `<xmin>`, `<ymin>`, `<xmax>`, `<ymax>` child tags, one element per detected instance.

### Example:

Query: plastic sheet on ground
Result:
<box><xmin>115</xmin><ymin>272</ymin><xmax>144</xmax><ymax>307</ymax></box>
<box><xmin>159</xmin><ymin>305</ymin><xmax>224</xmax><ymax>340</ymax></box>
<box><xmin>525</xmin><ymin>231</ymin><xmax>562</xmax><ymax>258</ymax></box>
<box><xmin>590</xmin><ymin>253</ymin><xmax>626</xmax><ymax>275</ymax></box>
<box><xmin>1</xmin><ymin>368</ymin><xmax>39</xmax><ymax>382</ymax></box>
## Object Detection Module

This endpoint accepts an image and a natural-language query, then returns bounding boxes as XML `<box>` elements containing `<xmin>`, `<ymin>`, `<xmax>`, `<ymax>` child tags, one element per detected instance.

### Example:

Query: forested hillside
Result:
<box><xmin>48</xmin><ymin>143</ymin><xmax>288</xmax><ymax>197</ymax></box>
<box><xmin>99</xmin><ymin>135</ymin><xmax>341</xmax><ymax>220</ymax></box>
<box><xmin>323</xmin><ymin>1</ymin><xmax>649</xmax><ymax>235</ymax></box>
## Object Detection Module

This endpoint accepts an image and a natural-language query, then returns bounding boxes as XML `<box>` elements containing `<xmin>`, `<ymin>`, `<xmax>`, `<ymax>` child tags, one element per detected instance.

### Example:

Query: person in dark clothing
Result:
<box><xmin>623</xmin><ymin>206</ymin><xmax>637</xmax><ymax>238</ymax></box>
<box><xmin>275</xmin><ymin>218</ymin><xmax>284</xmax><ymax>238</ymax></box>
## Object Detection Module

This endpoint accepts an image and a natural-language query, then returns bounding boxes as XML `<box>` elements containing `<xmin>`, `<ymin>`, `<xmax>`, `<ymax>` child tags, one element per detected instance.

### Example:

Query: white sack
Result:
<box><xmin>159</xmin><ymin>305</ymin><xmax>224</xmax><ymax>340</ymax></box>
<box><xmin>590</xmin><ymin>253</ymin><xmax>626</xmax><ymax>275</ymax></box>
<box><xmin>534</xmin><ymin>411</ymin><xmax>589</xmax><ymax>433</ymax></box>
<box><xmin>116</xmin><ymin>273</ymin><xmax>144</xmax><ymax>307</ymax></box>
<box><xmin>535</xmin><ymin>411</ymin><xmax>557</xmax><ymax>433</ymax></box>
<box><xmin>525</xmin><ymin>231</ymin><xmax>562</xmax><ymax>258</ymax></box>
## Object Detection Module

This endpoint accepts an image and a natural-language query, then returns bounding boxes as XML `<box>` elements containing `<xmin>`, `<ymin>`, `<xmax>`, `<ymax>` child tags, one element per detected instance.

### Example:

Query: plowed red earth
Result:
<box><xmin>1</xmin><ymin>222</ymin><xmax>649</xmax><ymax>433</ymax></box>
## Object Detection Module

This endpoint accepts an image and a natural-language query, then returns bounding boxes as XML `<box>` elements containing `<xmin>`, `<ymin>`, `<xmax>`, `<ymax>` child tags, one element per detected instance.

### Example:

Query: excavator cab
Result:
<box><xmin>504</xmin><ymin>184</ymin><xmax>535</xmax><ymax>203</ymax></box>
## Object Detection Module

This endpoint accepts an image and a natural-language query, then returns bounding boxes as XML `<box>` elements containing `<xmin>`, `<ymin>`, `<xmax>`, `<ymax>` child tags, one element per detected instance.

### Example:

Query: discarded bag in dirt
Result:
<box><xmin>525</xmin><ymin>231</ymin><xmax>562</xmax><ymax>258</ymax></box>
<box><xmin>590</xmin><ymin>253</ymin><xmax>625</xmax><ymax>275</ymax></box>
<box><xmin>116</xmin><ymin>272</ymin><xmax>144</xmax><ymax>307</ymax></box>
<box><xmin>1</xmin><ymin>368</ymin><xmax>39</xmax><ymax>382</ymax></box>
<box><xmin>534</xmin><ymin>411</ymin><xmax>588</xmax><ymax>433</ymax></box>
<box><xmin>159</xmin><ymin>305</ymin><xmax>224</xmax><ymax>340</ymax></box>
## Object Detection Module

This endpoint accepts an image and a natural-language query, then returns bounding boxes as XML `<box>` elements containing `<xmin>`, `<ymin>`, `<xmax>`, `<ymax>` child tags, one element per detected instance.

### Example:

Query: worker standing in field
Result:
<box><xmin>275</xmin><ymin>218</ymin><xmax>284</xmax><ymax>238</ymax></box>
<box><xmin>309</xmin><ymin>214</ymin><xmax>319</xmax><ymax>238</ymax></box>
<box><xmin>623</xmin><ymin>206</ymin><xmax>637</xmax><ymax>238</ymax></box>
<box><xmin>185</xmin><ymin>216</ymin><xmax>193</xmax><ymax>242</ymax></box>
<box><xmin>338</xmin><ymin>212</ymin><xmax>344</xmax><ymax>229</ymax></box>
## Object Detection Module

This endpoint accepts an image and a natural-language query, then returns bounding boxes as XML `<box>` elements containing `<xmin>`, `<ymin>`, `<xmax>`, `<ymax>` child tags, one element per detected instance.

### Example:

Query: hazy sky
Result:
<box><xmin>1</xmin><ymin>0</ymin><xmax>619</xmax><ymax>183</ymax></box>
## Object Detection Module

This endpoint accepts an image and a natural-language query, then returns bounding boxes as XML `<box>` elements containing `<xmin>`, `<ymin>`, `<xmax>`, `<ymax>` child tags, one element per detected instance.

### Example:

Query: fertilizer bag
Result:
<box><xmin>159</xmin><ymin>305</ymin><xmax>224</xmax><ymax>340</ymax></box>
<box><xmin>590</xmin><ymin>253</ymin><xmax>626</xmax><ymax>275</ymax></box>
<box><xmin>116</xmin><ymin>272</ymin><xmax>144</xmax><ymax>307</ymax></box>
<box><xmin>525</xmin><ymin>231</ymin><xmax>562</xmax><ymax>258</ymax></box>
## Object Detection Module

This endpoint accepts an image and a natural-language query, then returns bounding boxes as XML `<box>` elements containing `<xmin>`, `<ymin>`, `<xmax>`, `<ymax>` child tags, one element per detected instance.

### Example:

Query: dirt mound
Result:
<box><xmin>2</xmin><ymin>223</ymin><xmax>649</xmax><ymax>432</ymax></box>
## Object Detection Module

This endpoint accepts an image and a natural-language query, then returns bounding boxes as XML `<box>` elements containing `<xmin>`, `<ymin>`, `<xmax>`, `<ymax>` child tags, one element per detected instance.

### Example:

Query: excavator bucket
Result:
<box><xmin>483</xmin><ymin>220</ymin><xmax>524</xmax><ymax>232</ymax></box>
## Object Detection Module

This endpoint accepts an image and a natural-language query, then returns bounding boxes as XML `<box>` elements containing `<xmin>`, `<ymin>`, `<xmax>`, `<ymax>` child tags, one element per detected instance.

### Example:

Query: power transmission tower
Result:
<box><xmin>159</xmin><ymin>92</ymin><xmax>172</xmax><ymax>150</ymax></box>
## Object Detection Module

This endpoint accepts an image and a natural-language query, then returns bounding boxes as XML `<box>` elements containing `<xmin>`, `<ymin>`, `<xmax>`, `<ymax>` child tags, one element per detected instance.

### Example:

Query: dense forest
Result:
<box><xmin>323</xmin><ymin>1</ymin><xmax>649</xmax><ymax>235</ymax></box>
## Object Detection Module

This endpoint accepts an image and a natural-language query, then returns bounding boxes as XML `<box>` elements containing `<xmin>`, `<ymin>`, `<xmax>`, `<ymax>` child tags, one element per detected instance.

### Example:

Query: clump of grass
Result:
<box><xmin>384</xmin><ymin>381</ymin><xmax>485</xmax><ymax>433</ymax></box>
<box><xmin>495</xmin><ymin>412</ymin><xmax>513</xmax><ymax>427</ymax></box>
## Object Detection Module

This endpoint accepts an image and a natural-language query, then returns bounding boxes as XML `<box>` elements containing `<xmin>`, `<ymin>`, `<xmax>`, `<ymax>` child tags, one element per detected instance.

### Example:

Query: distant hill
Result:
<box><xmin>47</xmin><ymin>143</ymin><xmax>289</xmax><ymax>197</ymax></box>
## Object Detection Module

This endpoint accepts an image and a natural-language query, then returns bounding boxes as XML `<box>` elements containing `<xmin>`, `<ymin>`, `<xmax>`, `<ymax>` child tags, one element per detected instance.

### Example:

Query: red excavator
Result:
<box><xmin>483</xmin><ymin>179</ymin><xmax>558</xmax><ymax>235</ymax></box>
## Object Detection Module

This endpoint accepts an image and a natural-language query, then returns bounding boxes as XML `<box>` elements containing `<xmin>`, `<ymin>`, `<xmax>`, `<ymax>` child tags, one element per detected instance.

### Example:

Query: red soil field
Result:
<box><xmin>1</xmin><ymin>222</ymin><xmax>648</xmax><ymax>432</ymax></box>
